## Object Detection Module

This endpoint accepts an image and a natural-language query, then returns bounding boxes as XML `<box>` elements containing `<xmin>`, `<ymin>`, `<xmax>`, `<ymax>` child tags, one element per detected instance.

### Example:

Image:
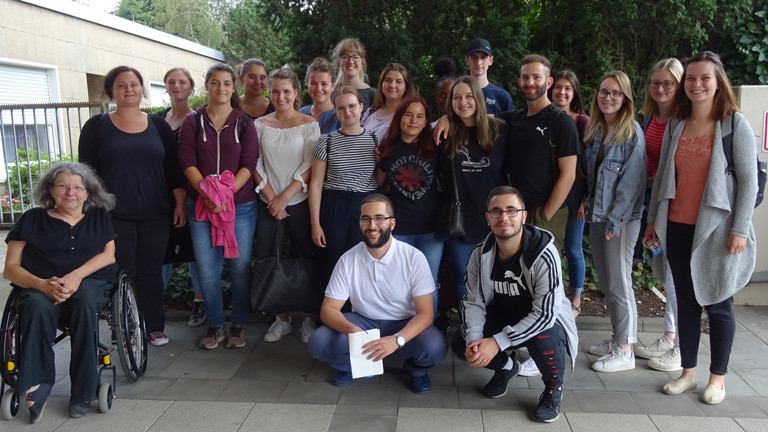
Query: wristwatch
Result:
<box><xmin>393</xmin><ymin>333</ymin><xmax>406</xmax><ymax>348</ymax></box>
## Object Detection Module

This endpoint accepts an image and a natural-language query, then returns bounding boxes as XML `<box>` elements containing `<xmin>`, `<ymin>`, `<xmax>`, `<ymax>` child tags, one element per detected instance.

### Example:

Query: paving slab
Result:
<box><xmin>650</xmin><ymin>414</ymin><xmax>745</xmax><ymax>432</ymax></box>
<box><xmin>328</xmin><ymin>404</ymin><xmax>397</xmax><ymax>432</ymax></box>
<box><xmin>277</xmin><ymin>380</ymin><xmax>342</xmax><ymax>405</ymax></box>
<box><xmin>734</xmin><ymin>417</ymin><xmax>768</xmax><ymax>432</ymax></box>
<box><xmin>570</xmin><ymin>389</ymin><xmax>646</xmax><ymax>414</ymax></box>
<box><xmin>395</xmin><ymin>407</ymin><xmax>483</xmax><ymax>432</ymax></box>
<box><xmin>218</xmin><ymin>379</ymin><xmax>287</xmax><ymax>403</ymax></box>
<box><xmin>238</xmin><ymin>402</ymin><xmax>334</xmax><ymax>432</ymax></box>
<box><xmin>147</xmin><ymin>400</ymin><xmax>254</xmax><ymax>432</ymax></box>
<box><xmin>483</xmin><ymin>408</ymin><xmax>572</xmax><ymax>431</ymax></box>
<box><xmin>157</xmin><ymin>378</ymin><xmax>228</xmax><ymax>401</ymax></box>
<box><xmin>565</xmin><ymin>412</ymin><xmax>658</xmax><ymax>431</ymax></box>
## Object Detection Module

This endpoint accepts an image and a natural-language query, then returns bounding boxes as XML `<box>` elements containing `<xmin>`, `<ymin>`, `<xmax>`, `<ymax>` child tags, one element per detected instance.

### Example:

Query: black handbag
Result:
<box><xmin>250</xmin><ymin>220</ymin><xmax>323</xmax><ymax>314</ymax></box>
<box><xmin>436</xmin><ymin>160</ymin><xmax>466</xmax><ymax>240</ymax></box>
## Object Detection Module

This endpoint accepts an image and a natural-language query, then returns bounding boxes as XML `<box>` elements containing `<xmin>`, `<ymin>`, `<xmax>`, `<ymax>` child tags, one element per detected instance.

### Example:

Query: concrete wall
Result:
<box><xmin>734</xmin><ymin>85</ymin><xmax>768</xmax><ymax>304</ymax></box>
<box><xmin>0</xmin><ymin>0</ymin><xmax>224</xmax><ymax>105</ymax></box>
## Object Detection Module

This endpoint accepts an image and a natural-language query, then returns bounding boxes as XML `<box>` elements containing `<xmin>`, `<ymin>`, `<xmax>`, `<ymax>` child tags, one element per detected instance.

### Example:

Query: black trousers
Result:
<box><xmin>18</xmin><ymin>278</ymin><xmax>112</xmax><ymax>402</ymax></box>
<box><xmin>452</xmin><ymin>313</ymin><xmax>568</xmax><ymax>390</ymax></box>
<box><xmin>666</xmin><ymin>221</ymin><xmax>735</xmax><ymax>375</ymax></box>
<box><xmin>112</xmin><ymin>216</ymin><xmax>170</xmax><ymax>333</ymax></box>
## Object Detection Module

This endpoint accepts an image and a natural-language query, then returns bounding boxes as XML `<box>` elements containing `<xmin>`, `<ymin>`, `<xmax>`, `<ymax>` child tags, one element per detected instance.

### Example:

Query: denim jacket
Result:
<box><xmin>586</xmin><ymin>121</ymin><xmax>646</xmax><ymax>234</ymax></box>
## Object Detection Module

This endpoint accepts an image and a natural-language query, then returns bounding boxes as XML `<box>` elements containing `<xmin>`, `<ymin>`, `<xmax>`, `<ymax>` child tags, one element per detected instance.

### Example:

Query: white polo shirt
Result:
<box><xmin>325</xmin><ymin>238</ymin><xmax>434</xmax><ymax>320</ymax></box>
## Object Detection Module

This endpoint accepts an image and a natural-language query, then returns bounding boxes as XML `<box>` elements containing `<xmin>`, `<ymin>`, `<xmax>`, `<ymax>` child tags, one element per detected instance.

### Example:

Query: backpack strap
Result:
<box><xmin>721</xmin><ymin>114</ymin><xmax>735</xmax><ymax>179</ymax></box>
<box><xmin>547</xmin><ymin>106</ymin><xmax>565</xmax><ymax>177</ymax></box>
<box><xmin>642</xmin><ymin>114</ymin><xmax>652</xmax><ymax>132</ymax></box>
<box><xmin>240</xmin><ymin>113</ymin><xmax>252</xmax><ymax>138</ymax></box>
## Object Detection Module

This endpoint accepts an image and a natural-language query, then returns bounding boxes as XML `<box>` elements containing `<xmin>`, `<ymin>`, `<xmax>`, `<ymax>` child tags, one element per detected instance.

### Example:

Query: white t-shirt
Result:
<box><xmin>360</xmin><ymin>108</ymin><xmax>394</xmax><ymax>141</ymax></box>
<box><xmin>325</xmin><ymin>238</ymin><xmax>434</xmax><ymax>320</ymax></box>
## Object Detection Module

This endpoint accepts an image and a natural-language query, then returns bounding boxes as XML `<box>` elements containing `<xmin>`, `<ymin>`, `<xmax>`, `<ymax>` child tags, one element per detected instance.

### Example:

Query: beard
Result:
<box><xmin>523</xmin><ymin>84</ymin><xmax>547</xmax><ymax>101</ymax></box>
<box><xmin>493</xmin><ymin>223</ymin><xmax>523</xmax><ymax>241</ymax></box>
<box><xmin>362</xmin><ymin>224</ymin><xmax>393</xmax><ymax>249</ymax></box>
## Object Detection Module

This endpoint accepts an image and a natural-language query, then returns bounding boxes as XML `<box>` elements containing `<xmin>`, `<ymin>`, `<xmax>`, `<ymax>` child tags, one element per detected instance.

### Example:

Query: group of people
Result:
<box><xmin>3</xmin><ymin>34</ymin><xmax>757</xmax><ymax>424</ymax></box>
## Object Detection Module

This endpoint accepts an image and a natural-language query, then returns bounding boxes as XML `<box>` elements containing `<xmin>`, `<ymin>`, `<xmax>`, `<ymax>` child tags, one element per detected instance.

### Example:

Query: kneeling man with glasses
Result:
<box><xmin>308</xmin><ymin>193</ymin><xmax>446</xmax><ymax>393</ymax></box>
<box><xmin>453</xmin><ymin>186</ymin><xmax>577</xmax><ymax>422</ymax></box>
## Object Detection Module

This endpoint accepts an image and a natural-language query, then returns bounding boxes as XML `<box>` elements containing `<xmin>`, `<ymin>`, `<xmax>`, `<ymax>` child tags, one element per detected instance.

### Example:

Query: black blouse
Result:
<box><xmin>6</xmin><ymin>207</ymin><xmax>117</xmax><ymax>283</ymax></box>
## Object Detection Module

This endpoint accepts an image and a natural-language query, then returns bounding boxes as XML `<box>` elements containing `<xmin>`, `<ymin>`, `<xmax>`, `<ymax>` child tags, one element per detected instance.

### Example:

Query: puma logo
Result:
<box><xmin>504</xmin><ymin>270</ymin><xmax>514</xmax><ymax>278</ymax></box>
<box><xmin>536</xmin><ymin>126</ymin><xmax>547</xmax><ymax>136</ymax></box>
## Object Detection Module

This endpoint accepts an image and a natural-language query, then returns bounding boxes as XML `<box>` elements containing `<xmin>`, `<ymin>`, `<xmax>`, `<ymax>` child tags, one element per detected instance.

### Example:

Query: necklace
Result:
<box><xmin>277</xmin><ymin>112</ymin><xmax>294</xmax><ymax>128</ymax></box>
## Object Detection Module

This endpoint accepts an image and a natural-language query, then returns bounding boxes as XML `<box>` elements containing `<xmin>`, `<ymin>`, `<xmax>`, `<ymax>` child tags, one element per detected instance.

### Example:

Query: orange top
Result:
<box><xmin>668</xmin><ymin>132</ymin><xmax>714</xmax><ymax>224</ymax></box>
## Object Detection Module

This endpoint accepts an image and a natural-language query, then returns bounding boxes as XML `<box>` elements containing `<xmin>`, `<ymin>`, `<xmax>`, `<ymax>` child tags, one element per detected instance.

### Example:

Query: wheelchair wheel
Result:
<box><xmin>98</xmin><ymin>382</ymin><xmax>113</xmax><ymax>413</ymax></box>
<box><xmin>1</xmin><ymin>289</ymin><xmax>20</xmax><ymax>390</ymax></box>
<box><xmin>113</xmin><ymin>272</ymin><xmax>147</xmax><ymax>382</ymax></box>
<box><xmin>1</xmin><ymin>389</ymin><xmax>19</xmax><ymax>420</ymax></box>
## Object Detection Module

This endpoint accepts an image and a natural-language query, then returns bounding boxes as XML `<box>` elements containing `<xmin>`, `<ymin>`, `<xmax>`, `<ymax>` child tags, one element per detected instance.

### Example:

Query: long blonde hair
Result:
<box><xmin>585</xmin><ymin>71</ymin><xmax>636</xmax><ymax>146</ymax></box>
<box><xmin>445</xmin><ymin>76</ymin><xmax>499</xmax><ymax>157</ymax></box>
<box><xmin>640</xmin><ymin>58</ymin><xmax>683</xmax><ymax>117</ymax></box>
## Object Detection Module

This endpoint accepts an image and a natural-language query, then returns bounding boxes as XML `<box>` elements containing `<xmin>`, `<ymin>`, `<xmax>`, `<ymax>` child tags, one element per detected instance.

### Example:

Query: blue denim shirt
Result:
<box><xmin>586</xmin><ymin>121</ymin><xmax>646</xmax><ymax>234</ymax></box>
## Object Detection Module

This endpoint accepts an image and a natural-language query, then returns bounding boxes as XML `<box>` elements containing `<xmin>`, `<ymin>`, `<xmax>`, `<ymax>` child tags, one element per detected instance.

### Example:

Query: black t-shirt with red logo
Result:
<box><xmin>378</xmin><ymin>139</ymin><xmax>441</xmax><ymax>235</ymax></box>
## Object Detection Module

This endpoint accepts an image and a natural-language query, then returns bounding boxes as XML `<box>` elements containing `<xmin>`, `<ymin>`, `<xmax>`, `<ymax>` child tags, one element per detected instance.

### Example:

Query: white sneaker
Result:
<box><xmin>519</xmin><ymin>357</ymin><xmax>541</xmax><ymax>377</ymax></box>
<box><xmin>300</xmin><ymin>317</ymin><xmax>316</xmax><ymax>344</ymax></box>
<box><xmin>592</xmin><ymin>348</ymin><xmax>635</xmax><ymax>373</ymax></box>
<box><xmin>634</xmin><ymin>336</ymin><xmax>674</xmax><ymax>359</ymax></box>
<box><xmin>587</xmin><ymin>339</ymin><xmax>614</xmax><ymax>357</ymax></box>
<box><xmin>263</xmin><ymin>317</ymin><xmax>292</xmax><ymax>342</ymax></box>
<box><xmin>648</xmin><ymin>346</ymin><xmax>682</xmax><ymax>371</ymax></box>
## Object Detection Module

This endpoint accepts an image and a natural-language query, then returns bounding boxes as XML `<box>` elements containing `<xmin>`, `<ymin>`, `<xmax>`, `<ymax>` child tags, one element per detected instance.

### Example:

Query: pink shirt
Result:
<box><xmin>669</xmin><ymin>132</ymin><xmax>714</xmax><ymax>224</ymax></box>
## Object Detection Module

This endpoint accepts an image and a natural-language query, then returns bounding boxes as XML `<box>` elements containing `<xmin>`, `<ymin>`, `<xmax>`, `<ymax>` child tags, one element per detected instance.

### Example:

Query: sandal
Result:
<box><xmin>26</xmin><ymin>383</ymin><xmax>53</xmax><ymax>424</ymax></box>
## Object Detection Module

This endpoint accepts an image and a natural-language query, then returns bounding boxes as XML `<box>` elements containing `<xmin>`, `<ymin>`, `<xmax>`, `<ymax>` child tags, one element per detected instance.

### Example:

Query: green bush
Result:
<box><xmin>4</xmin><ymin>148</ymin><xmax>55</xmax><ymax>212</ymax></box>
<box><xmin>562</xmin><ymin>232</ymin><xmax>661</xmax><ymax>295</ymax></box>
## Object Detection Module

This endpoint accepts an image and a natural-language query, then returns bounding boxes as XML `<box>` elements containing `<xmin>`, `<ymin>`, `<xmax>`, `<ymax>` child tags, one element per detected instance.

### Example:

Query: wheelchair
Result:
<box><xmin>0</xmin><ymin>270</ymin><xmax>147</xmax><ymax>420</ymax></box>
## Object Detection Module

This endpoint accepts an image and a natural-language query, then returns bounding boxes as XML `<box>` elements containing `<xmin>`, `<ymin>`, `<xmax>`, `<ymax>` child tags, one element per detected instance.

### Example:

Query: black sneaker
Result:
<box><xmin>482</xmin><ymin>357</ymin><xmax>520</xmax><ymax>398</ymax></box>
<box><xmin>188</xmin><ymin>301</ymin><xmax>206</xmax><ymax>327</ymax></box>
<box><xmin>533</xmin><ymin>387</ymin><xmax>563</xmax><ymax>423</ymax></box>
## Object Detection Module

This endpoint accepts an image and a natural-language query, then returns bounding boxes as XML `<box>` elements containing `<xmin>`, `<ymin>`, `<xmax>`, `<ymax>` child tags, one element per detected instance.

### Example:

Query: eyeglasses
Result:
<box><xmin>341</xmin><ymin>54</ymin><xmax>362</xmax><ymax>62</ymax></box>
<box><xmin>486</xmin><ymin>208</ymin><xmax>525</xmax><ymax>219</ymax></box>
<box><xmin>359</xmin><ymin>215</ymin><xmax>393</xmax><ymax>225</ymax></box>
<box><xmin>53</xmin><ymin>184</ymin><xmax>87</xmax><ymax>192</ymax></box>
<box><xmin>598</xmin><ymin>89</ymin><xmax>624</xmax><ymax>100</ymax></box>
<box><xmin>650</xmin><ymin>80</ymin><xmax>675</xmax><ymax>90</ymax></box>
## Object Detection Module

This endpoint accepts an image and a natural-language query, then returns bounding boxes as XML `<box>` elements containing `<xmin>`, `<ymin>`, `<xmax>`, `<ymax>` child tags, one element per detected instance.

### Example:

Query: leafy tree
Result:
<box><xmin>222</xmin><ymin>0</ymin><xmax>293</xmax><ymax>71</ymax></box>
<box><xmin>525</xmin><ymin>0</ymin><xmax>717</xmax><ymax>101</ymax></box>
<box><xmin>113</xmin><ymin>0</ymin><xmax>154</xmax><ymax>26</ymax></box>
<box><xmin>267</xmin><ymin>0</ymin><xmax>529</xmax><ymax>113</ymax></box>
<box><xmin>113</xmin><ymin>0</ymin><xmax>223</xmax><ymax>49</ymax></box>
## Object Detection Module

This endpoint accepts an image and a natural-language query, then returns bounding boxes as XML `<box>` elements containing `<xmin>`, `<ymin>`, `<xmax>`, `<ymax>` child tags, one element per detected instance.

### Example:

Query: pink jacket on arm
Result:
<box><xmin>195</xmin><ymin>170</ymin><xmax>239</xmax><ymax>258</ymax></box>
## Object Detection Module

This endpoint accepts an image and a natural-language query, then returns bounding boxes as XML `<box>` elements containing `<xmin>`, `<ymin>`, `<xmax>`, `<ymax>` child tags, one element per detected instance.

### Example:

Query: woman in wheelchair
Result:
<box><xmin>3</xmin><ymin>162</ymin><xmax>117</xmax><ymax>423</ymax></box>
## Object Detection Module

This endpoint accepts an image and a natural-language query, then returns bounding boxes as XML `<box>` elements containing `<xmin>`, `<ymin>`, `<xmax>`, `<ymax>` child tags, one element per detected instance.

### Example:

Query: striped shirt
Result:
<box><xmin>645</xmin><ymin>117</ymin><xmax>667</xmax><ymax>178</ymax></box>
<box><xmin>313</xmin><ymin>129</ymin><xmax>379</xmax><ymax>192</ymax></box>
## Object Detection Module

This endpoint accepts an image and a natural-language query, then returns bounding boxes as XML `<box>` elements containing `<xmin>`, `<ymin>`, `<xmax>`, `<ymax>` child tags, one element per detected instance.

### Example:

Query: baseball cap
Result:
<box><xmin>466</xmin><ymin>38</ymin><xmax>492</xmax><ymax>56</ymax></box>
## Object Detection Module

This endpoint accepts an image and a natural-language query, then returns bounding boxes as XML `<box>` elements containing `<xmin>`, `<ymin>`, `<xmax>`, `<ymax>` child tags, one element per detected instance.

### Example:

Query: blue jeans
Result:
<box><xmin>563</xmin><ymin>217</ymin><xmax>585</xmax><ymax>299</ymax></box>
<box><xmin>395</xmin><ymin>233</ymin><xmax>444</xmax><ymax>308</ymax></box>
<box><xmin>443</xmin><ymin>237</ymin><xmax>477</xmax><ymax>305</ymax></box>
<box><xmin>187</xmin><ymin>199</ymin><xmax>257</xmax><ymax>327</ymax></box>
<box><xmin>307</xmin><ymin>312</ymin><xmax>447</xmax><ymax>377</ymax></box>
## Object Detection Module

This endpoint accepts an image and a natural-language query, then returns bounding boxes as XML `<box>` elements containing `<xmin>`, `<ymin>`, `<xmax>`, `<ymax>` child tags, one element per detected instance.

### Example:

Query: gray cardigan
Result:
<box><xmin>647</xmin><ymin>112</ymin><xmax>757</xmax><ymax>305</ymax></box>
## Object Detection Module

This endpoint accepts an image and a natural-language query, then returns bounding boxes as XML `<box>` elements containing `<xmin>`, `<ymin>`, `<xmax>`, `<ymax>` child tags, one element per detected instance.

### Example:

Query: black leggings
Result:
<box><xmin>452</xmin><ymin>318</ymin><xmax>568</xmax><ymax>390</ymax></box>
<box><xmin>666</xmin><ymin>221</ymin><xmax>735</xmax><ymax>375</ymax></box>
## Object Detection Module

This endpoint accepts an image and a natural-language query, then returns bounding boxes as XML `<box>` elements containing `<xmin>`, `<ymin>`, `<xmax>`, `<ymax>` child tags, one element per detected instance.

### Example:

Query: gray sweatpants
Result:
<box><xmin>590</xmin><ymin>220</ymin><xmax>640</xmax><ymax>345</ymax></box>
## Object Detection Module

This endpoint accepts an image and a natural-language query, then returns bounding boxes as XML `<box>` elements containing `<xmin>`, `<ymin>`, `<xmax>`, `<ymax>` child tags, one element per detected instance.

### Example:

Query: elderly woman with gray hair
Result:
<box><xmin>3</xmin><ymin>162</ymin><xmax>117</xmax><ymax>422</ymax></box>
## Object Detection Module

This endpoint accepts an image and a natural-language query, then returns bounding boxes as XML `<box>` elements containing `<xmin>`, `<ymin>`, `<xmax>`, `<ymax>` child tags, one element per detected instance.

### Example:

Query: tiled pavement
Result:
<box><xmin>1</xmin><ymin>236</ymin><xmax>768</xmax><ymax>430</ymax></box>
<box><xmin>1</xmin><ymin>306</ymin><xmax>768</xmax><ymax>431</ymax></box>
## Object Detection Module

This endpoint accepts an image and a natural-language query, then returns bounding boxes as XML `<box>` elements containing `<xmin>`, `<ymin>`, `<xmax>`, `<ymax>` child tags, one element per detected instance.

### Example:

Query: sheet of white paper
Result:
<box><xmin>348</xmin><ymin>328</ymin><xmax>384</xmax><ymax>379</ymax></box>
